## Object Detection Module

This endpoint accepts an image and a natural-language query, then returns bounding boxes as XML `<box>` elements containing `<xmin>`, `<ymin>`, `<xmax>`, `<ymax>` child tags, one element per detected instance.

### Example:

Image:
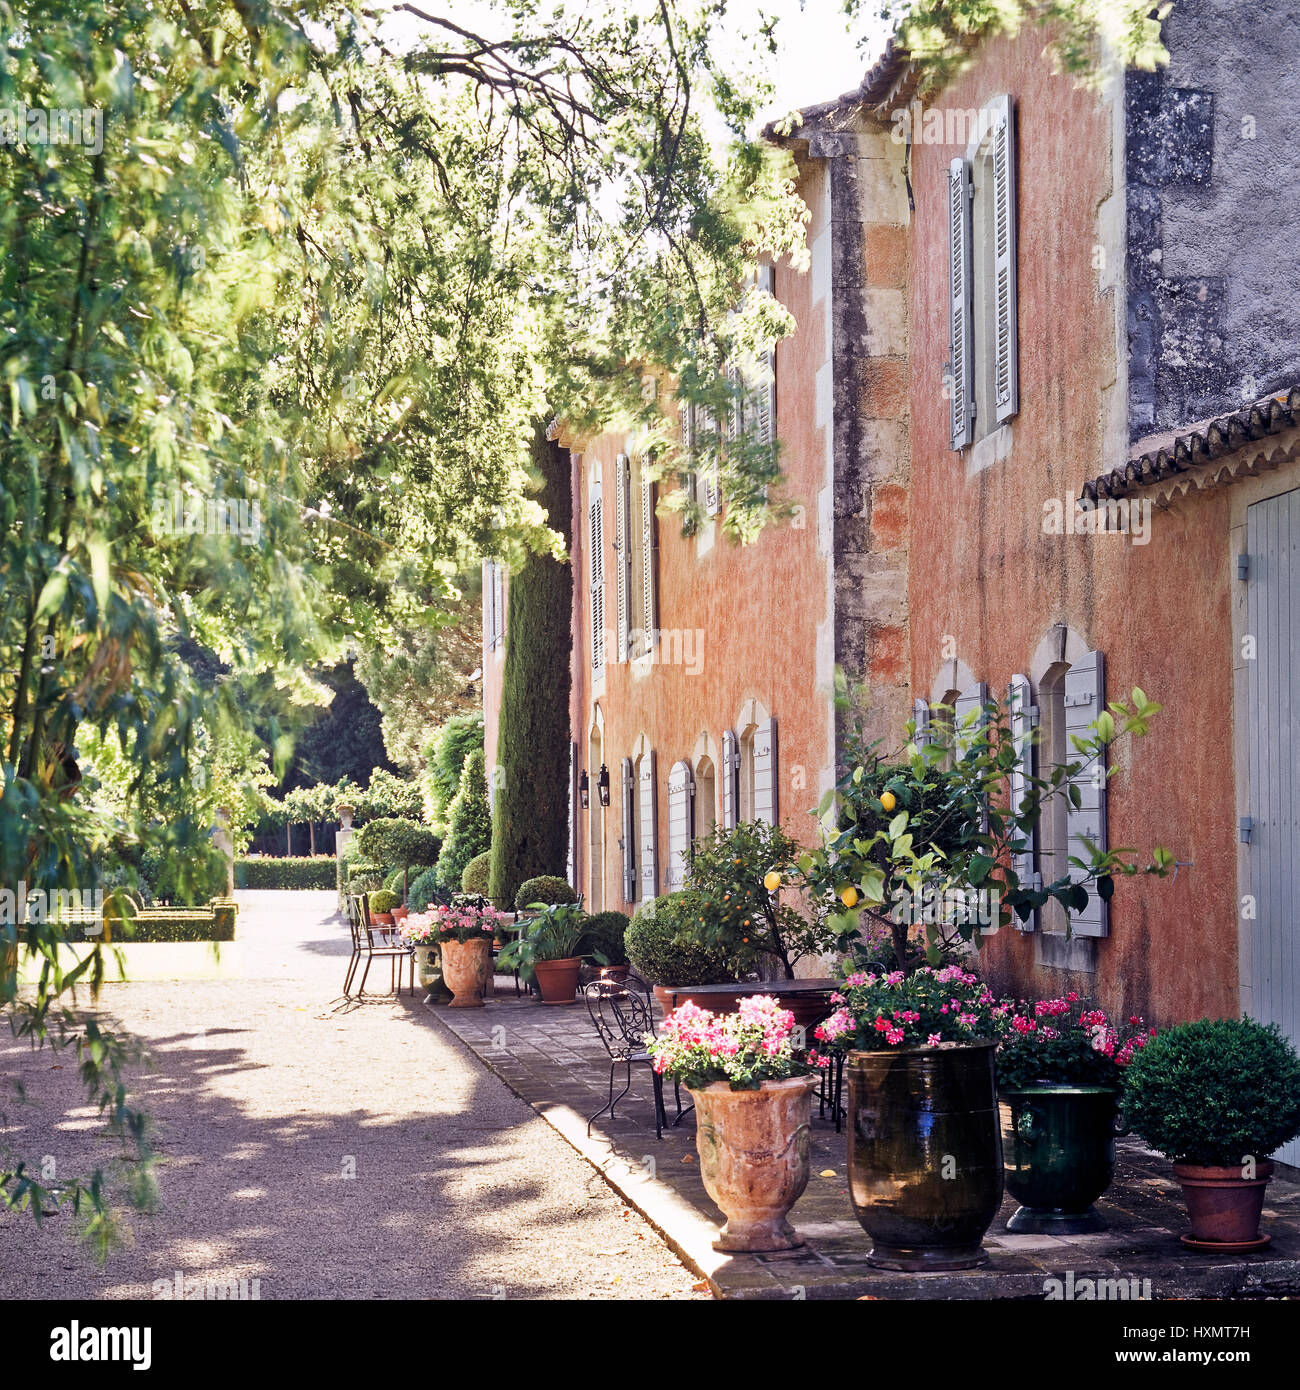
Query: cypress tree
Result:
<box><xmin>436</xmin><ymin>748</ymin><xmax>492</xmax><ymax>889</ymax></box>
<box><xmin>489</xmin><ymin>423</ymin><xmax>573</xmax><ymax>908</ymax></box>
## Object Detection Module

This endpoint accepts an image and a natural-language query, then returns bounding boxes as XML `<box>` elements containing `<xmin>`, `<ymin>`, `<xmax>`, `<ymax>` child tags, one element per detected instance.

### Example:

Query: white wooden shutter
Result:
<box><xmin>753</xmin><ymin>717</ymin><xmax>779</xmax><ymax>827</ymax></box>
<box><xmin>638</xmin><ymin>750</ymin><xmax>658</xmax><ymax>901</ymax></box>
<box><xmin>614</xmin><ymin>453</ymin><xmax>631</xmax><ymax>663</ymax></box>
<box><xmin>1064</xmin><ymin>650</ymin><xmax>1108</xmax><ymax>938</ymax></box>
<box><xmin>666</xmin><ymin>760</ymin><xmax>693</xmax><ymax>890</ymax></box>
<box><xmin>589</xmin><ymin>489</ymin><xmax>605</xmax><ymax>673</ymax></box>
<box><xmin>640</xmin><ymin>472</ymin><xmax>657</xmax><ymax>654</ymax></box>
<box><xmin>621</xmin><ymin>757</ymin><xmax>637</xmax><ymax>902</ymax></box>
<box><xmin>948</xmin><ymin>156</ymin><xmax>974</xmax><ymax>450</ymax></box>
<box><xmin>955</xmin><ymin>683</ymin><xmax>988</xmax><ymax>832</ymax></box>
<box><xmin>726</xmin><ymin>363</ymin><xmax>743</xmax><ymax>442</ymax></box>
<box><xmin>567</xmin><ymin>742</ymin><xmax>578</xmax><ymax>888</ymax></box>
<box><xmin>681</xmin><ymin>402</ymin><xmax>697</xmax><ymax>506</ymax></box>
<box><xmin>991</xmin><ymin>94</ymin><xmax>1019</xmax><ymax>425</ymax></box>
<box><xmin>482</xmin><ymin>560</ymin><xmax>496</xmax><ymax>650</ymax></box>
<box><xmin>1008</xmin><ymin>673</ymin><xmax>1040</xmax><ymax>929</ymax></box>
<box><xmin>913</xmin><ymin>697</ymin><xmax>933</xmax><ymax>747</ymax></box>
<box><xmin>721</xmin><ymin>730</ymin><xmax>738</xmax><ymax>830</ymax></box>
<box><xmin>755</xmin><ymin>267</ymin><xmax>776</xmax><ymax>447</ymax></box>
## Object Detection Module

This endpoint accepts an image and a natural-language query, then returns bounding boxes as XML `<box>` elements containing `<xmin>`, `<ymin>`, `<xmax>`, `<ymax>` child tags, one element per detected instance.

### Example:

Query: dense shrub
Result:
<box><xmin>489</xmin><ymin>427</ymin><xmax>572</xmax><ymax>909</ymax></box>
<box><xmin>1121</xmin><ymin>1017</ymin><xmax>1300</xmax><ymax>1166</ymax></box>
<box><xmin>368</xmin><ymin>889</ymin><xmax>400</xmax><ymax>915</ymax></box>
<box><xmin>580</xmin><ymin>910</ymin><xmax>631</xmax><ymax>966</ymax></box>
<box><xmin>384</xmin><ymin>866</ymin><xmax>406</xmax><ymax>894</ymax></box>
<box><xmin>624</xmin><ymin>892</ymin><xmax>737</xmax><ymax>986</ymax></box>
<box><xmin>407</xmin><ymin>866</ymin><xmax>444</xmax><ymax>913</ymax></box>
<box><xmin>515</xmin><ymin>875</ymin><xmax>579</xmax><ymax>912</ymax></box>
<box><xmin>346</xmin><ymin>858</ymin><xmax>386</xmax><ymax>894</ymax></box>
<box><xmin>436</xmin><ymin>748</ymin><xmax>491</xmax><ymax>888</ymax></box>
<box><xmin>103</xmin><ymin>906</ymin><xmax>238</xmax><ymax>943</ymax></box>
<box><xmin>236</xmin><ymin>856</ymin><xmax>338</xmax><ymax>890</ymax></box>
<box><xmin>427</xmin><ymin>713</ymin><xmax>485</xmax><ymax>827</ymax></box>
<box><xmin>357</xmin><ymin>817</ymin><xmax>441</xmax><ymax>884</ymax></box>
<box><xmin>461</xmin><ymin>851</ymin><xmax>492</xmax><ymax>898</ymax></box>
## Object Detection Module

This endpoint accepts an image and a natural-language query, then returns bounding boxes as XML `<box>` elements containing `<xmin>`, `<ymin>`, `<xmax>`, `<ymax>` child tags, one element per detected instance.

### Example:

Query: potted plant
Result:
<box><xmin>649</xmin><ymin>995</ymin><xmax>829</xmax><ymax>1251</ymax></box>
<box><xmin>400</xmin><ymin>913</ymin><xmax>450</xmax><ymax>1005</ymax></box>
<box><xmin>623</xmin><ymin>891</ymin><xmax>737</xmax><ymax>1013</ymax></box>
<box><xmin>496</xmin><ymin>901</ymin><xmax>603</xmax><ymax>1005</ymax></box>
<box><xmin>368</xmin><ymin>888</ymin><xmax>400</xmax><ymax>926</ymax></box>
<box><xmin>1120</xmin><ymin>1017</ymin><xmax>1300</xmax><ymax>1251</ymax></box>
<box><xmin>432</xmin><ymin>902</ymin><xmax>500</xmax><ymax>1008</ymax></box>
<box><xmin>513</xmin><ymin>875</ymin><xmax>579</xmax><ymax>916</ymax></box>
<box><xmin>815</xmin><ymin>965</ymin><xmax>1009</xmax><ymax>1270</ymax></box>
<box><xmin>997</xmin><ymin>993</ymin><xmax>1155</xmax><ymax>1233</ymax></box>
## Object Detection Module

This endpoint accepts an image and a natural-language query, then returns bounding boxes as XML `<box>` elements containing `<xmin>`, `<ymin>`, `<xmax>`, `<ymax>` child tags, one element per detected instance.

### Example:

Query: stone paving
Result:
<box><xmin>433</xmin><ymin>991</ymin><xmax>1300</xmax><ymax>1301</ymax></box>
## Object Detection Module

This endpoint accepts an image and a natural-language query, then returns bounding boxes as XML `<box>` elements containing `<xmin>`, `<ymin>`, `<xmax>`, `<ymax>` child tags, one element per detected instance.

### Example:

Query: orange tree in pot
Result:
<box><xmin>1119</xmin><ymin>1017</ymin><xmax>1300</xmax><ymax>1252</ymax></box>
<box><xmin>648</xmin><ymin>995</ymin><xmax>831</xmax><ymax>1252</ymax></box>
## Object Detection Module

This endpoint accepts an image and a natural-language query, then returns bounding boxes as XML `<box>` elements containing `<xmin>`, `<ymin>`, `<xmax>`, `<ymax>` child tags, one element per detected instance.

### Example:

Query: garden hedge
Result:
<box><xmin>489</xmin><ymin>424</ymin><xmax>573</xmax><ymax>910</ymax></box>
<box><xmin>236</xmin><ymin>856</ymin><xmax>338</xmax><ymax>890</ymax></box>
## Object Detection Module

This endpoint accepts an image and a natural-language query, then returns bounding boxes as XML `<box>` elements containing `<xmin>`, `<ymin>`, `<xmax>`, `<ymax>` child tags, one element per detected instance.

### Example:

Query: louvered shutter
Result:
<box><xmin>755</xmin><ymin>266</ymin><xmax>776</xmax><ymax>447</ymax></box>
<box><xmin>640</xmin><ymin>472</ymin><xmax>657</xmax><ymax>654</ymax></box>
<box><xmin>753</xmin><ymin>717</ymin><xmax>779</xmax><ymax>827</ymax></box>
<box><xmin>589</xmin><ymin>490</ymin><xmax>605</xmax><ymax>673</ymax></box>
<box><xmin>948</xmin><ymin>156</ymin><xmax>974</xmax><ymax>450</ymax></box>
<box><xmin>567</xmin><ymin>742</ymin><xmax>578</xmax><ymax>888</ymax></box>
<box><xmin>1008</xmin><ymin>674</ymin><xmax>1040</xmax><ymax>929</ymax></box>
<box><xmin>666</xmin><ymin>761</ymin><xmax>693</xmax><ymax>890</ymax></box>
<box><xmin>614</xmin><ymin>454</ymin><xmax>631</xmax><ymax>663</ymax></box>
<box><xmin>1064</xmin><ymin>650</ymin><xmax>1108</xmax><ymax>938</ymax></box>
<box><xmin>913</xmin><ymin>697</ymin><xmax>933</xmax><ymax>747</ymax></box>
<box><xmin>726</xmin><ymin>363</ymin><xmax>743</xmax><ymax>442</ymax></box>
<box><xmin>991</xmin><ymin>94</ymin><xmax>1019</xmax><ymax>425</ymax></box>
<box><xmin>621</xmin><ymin>757</ymin><xmax>637</xmax><ymax>902</ymax></box>
<box><xmin>955</xmin><ymin>683</ymin><xmax>988</xmax><ymax>832</ymax></box>
<box><xmin>495</xmin><ymin>564</ymin><xmax>505</xmax><ymax>647</ymax></box>
<box><xmin>721</xmin><ymin>730</ymin><xmax>738</xmax><ymax>830</ymax></box>
<box><xmin>638</xmin><ymin>750</ymin><xmax>658</xmax><ymax>901</ymax></box>
<box><xmin>483</xmin><ymin>560</ymin><xmax>496</xmax><ymax>650</ymax></box>
<box><xmin>681</xmin><ymin>402</ymin><xmax>697</xmax><ymax>506</ymax></box>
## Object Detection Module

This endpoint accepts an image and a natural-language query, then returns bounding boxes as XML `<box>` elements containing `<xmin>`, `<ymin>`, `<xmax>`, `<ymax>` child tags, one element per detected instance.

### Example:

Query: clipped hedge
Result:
<box><xmin>624</xmin><ymin>892</ymin><xmax>736</xmax><ymax>986</ymax></box>
<box><xmin>461</xmin><ymin>851</ymin><xmax>492</xmax><ymax>898</ymax></box>
<box><xmin>236</xmin><ymin>856</ymin><xmax>338</xmax><ymax>890</ymax></box>
<box><xmin>100</xmin><ymin>905</ymin><xmax>238</xmax><ymax>944</ymax></box>
<box><xmin>515</xmin><ymin>875</ymin><xmax>578</xmax><ymax>913</ymax></box>
<box><xmin>580</xmin><ymin>909</ymin><xmax>630</xmax><ymax>966</ymax></box>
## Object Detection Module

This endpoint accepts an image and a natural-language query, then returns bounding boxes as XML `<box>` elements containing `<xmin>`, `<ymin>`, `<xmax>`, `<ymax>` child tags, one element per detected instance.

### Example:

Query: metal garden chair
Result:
<box><xmin>345</xmin><ymin>892</ymin><xmax>413</xmax><ymax>998</ymax></box>
<box><xmin>584</xmin><ymin>975</ymin><xmax>689</xmax><ymax>1140</ymax></box>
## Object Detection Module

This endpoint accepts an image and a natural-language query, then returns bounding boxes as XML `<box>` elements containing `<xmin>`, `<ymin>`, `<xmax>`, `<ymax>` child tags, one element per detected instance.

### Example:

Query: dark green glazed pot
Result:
<box><xmin>1000</xmin><ymin>1085</ymin><xmax>1119</xmax><ymax>1234</ymax></box>
<box><xmin>846</xmin><ymin>1042</ymin><xmax>1003</xmax><ymax>1271</ymax></box>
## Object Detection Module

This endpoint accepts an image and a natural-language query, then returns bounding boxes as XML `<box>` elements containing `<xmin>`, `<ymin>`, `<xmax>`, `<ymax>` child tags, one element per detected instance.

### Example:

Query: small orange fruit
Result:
<box><xmin>880</xmin><ymin>790</ymin><xmax>897</xmax><ymax>812</ymax></box>
<box><xmin>840</xmin><ymin>885</ymin><xmax>859</xmax><ymax>908</ymax></box>
<box><xmin>763</xmin><ymin>870</ymin><xmax>782</xmax><ymax>892</ymax></box>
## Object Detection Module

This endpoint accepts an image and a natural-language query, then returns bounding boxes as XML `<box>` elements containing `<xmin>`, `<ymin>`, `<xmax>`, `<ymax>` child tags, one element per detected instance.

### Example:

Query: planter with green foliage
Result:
<box><xmin>235</xmin><ymin>856</ymin><xmax>338</xmax><ymax>890</ymax></box>
<box><xmin>497</xmin><ymin>902</ymin><xmax>604</xmax><ymax>1004</ymax></box>
<box><xmin>1121</xmin><ymin>1017</ymin><xmax>1300</xmax><ymax>1250</ymax></box>
<box><xmin>624</xmin><ymin>892</ymin><xmax>737</xmax><ymax>998</ymax></box>
<box><xmin>368</xmin><ymin>889</ymin><xmax>401</xmax><ymax>923</ymax></box>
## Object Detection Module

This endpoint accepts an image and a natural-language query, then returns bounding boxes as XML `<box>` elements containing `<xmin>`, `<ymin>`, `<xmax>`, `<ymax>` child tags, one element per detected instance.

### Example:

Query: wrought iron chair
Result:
<box><xmin>817</xmin><ymin>1048</ymin><xmax>847</xmax><ymax>1133</ymax></box>
<box><xmin>584</xmin><ymin>976</ymin><xmax>689</xmax><ymax>1140</ymax></box>
<box><xmin>346</xmin><ymin>892</ymin><xmax>413</xmax><ymax>998</ymax></box>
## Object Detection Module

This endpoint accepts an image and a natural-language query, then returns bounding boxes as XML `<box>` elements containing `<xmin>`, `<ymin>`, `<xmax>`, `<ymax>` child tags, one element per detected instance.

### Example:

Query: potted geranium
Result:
<box><xmin>432</xmin><ymin>902</ymin><xmax>500</xmax><ymax>1008</ymax></box>
<box><xmin>496</xmin><ymin>901</ymin><xmax>603</xmax><ymax>1005</ymax></box>
<box><xmin>649</xmin><ymin>996</ymin><xmax>830</xmax><ymax>1252</ymax></box>
<box><xmin>997</xmin><ymin>994</ymin><xmax>1154</xmax><ymax>1233</ymax></box>
<box><xmin>1120</xmin><ymin>1017</ymin><xmax>1300</xmax><ymax>1251</ymax></box>
<box><xmin>815</xmin><ymin>965</ymin><xmax>1009</xmax><ymax>1270</ymax></box>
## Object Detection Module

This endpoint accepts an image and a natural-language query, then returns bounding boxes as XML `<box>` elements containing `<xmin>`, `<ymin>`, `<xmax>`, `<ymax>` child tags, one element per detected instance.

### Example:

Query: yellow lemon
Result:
<box><xmin>880</xmin><ymin>790</ymin><xmax>897</xmax><ymax>812</ymax></box>
<box><xmin>763</xmin><ymin>870</ymin><xmax>782</xmax><ymax>892</ymax></box>
<box><xmin>840</xmin><ymin>885</ymin><xmax>859</xmax><ymax>908</ymax></box>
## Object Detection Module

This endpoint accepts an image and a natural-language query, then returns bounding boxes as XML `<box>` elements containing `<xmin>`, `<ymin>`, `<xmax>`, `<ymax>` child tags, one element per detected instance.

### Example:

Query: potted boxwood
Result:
<box><xmin>579</xmin><ymin>910</ymin><xmax>632</xmax><ymax>982</ymax></box>
<box><xmin>648</xmin><ymin>995</ymin><xmax>830</xmax><ymax>1251</ymax></box>
<box><xmin>497</xmin><ymin>901</ymin><xmax>604</xmax><ymax>1005</ymax></box>
<box><xmin>1120</xmin><ymin>1017</ymin><xmax>1300</xmax><ymax>1251</ymax></box>
<box><xmin>432</xmin><ymin>902</ymin><xmax>500</xmax><ymax>1008</ymax></box>
<box><xmin>368</xmin><ymin>888</ymin><xmax>400</xmax><ymax>926</ymax></box>
<box><xmin>997</xmin><ymin>994</ymin><xmax>1155</xmax><ymax>1233</ymax></box>
<box><xmin>513</xmin><ymin>875</ymin><xmax>579</xmax><ymax>916</ymax></box>
<box><xmin>816</xmin><ymin>965</ymin><xmax>1009</xmax><ymax>1270</ymax></box>
<box><xmin>623</xmin><ymin>891</ymin><xmax>737</xmax><ymax>1013</ymax></box>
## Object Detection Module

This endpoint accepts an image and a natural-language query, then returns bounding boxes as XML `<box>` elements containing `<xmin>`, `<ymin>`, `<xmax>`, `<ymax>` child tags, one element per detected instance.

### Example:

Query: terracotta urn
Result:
<box><xmin>533</xmin><ymin>956</ymin><xmax>582</xmax><ymax>1005</ymax></box>
<box><xmin>441</xmin><ymin>936</ymin><xmax>492</xmax><ymax>1008</ymax></box>
<box><xmin>689</xmin><ymin>1075</ymin><xmax>816</xmax><ymax>1252</ymax></box>
<box><xmin>1172</xmin><ymin>1160</ymin><xmax>1274</xmax><ymax>1251</ymax></box>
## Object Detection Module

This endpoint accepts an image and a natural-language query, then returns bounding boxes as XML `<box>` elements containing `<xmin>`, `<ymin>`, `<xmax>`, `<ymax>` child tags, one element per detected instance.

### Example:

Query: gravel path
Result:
<box><xmin>0</xmin><ymin>891</ymin><xmax>704</xmax><ymax>1300</ymax></box>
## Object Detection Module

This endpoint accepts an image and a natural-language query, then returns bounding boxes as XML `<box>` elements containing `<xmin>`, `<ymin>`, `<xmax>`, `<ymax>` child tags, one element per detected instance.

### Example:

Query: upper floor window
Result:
<box><xmin>949</xmin><ymin>94</ymin><xmax>1019</xmax><ymax>450</ymax></box>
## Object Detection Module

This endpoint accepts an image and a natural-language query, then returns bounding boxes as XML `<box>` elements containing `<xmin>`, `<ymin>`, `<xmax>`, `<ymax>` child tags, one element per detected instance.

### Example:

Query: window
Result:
<box><xmin>666</xmin><ymin>760</ymin><xmax>694</xmax><ymax>889</ymax></box>
<box><xmin>613</xmin><ymin>453</ymin><xmax>632</xmax><ymax>662</ymax></box>
<box><xmin>588</xmin><ymin>720</ymin><xmax>605</xmax><ymax>912</ymax></box>
<box><xmin>949</xmin><ymin>94</ymin><xmax>1018</xmax><ymax>450</ymax></box>
<box><xmin>636</xmin><ymin>747</ymin><xmax>658</xmax><ymax>901</ymax></box>
<box><xmin>694</xmin><ymin>755</ymin><xmax>717</xmax><ymax>846</ymax></box>
<box><xmin>736</xmin><ymin>710</ymin><xmax>779</xmax><ymax>826</ymax></box>
<box><xmin>631</xmin><ymin>457</ymin><xmax>658</xmax><ymax>658</ymax></box>
<box><xmin>620</xmin><ymin>757</ymin><xmax>637</xmax><ymax>903</ymax></box>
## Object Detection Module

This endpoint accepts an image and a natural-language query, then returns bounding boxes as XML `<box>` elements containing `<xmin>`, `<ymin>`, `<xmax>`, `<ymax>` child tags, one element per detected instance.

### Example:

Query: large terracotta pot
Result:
<box><xmin>533</xmin><ymin>956</ymin><xmax>582</xmax><ymax>1005</ymax></box>
<box><xmin>847</xmin><ymin>1041</ymin><xmax>1003</xmax><ymax>1271</ymax></box>
<box><xmin>1172</xmin><ymin>1160</ymin><xmax>1274</xmax><ymax>1251</ymax></box>
<box><xmin>689</xmin><ymin>1075</ymin><xmax>816</xmax><ymax>1252</ymax></box>
<box><xmin>1000</xmin><ymin>1085</ymin><xmax>1119</xmax><ymax>1234</ymax></box>
<box><xmin>441</xmin><ymin>937</ymin><xmax>492</xmax><ymax>1008</ymax></box>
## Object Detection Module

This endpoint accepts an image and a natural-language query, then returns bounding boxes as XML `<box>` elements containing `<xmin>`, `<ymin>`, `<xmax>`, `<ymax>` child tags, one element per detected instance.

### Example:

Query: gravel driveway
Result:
<box><xmin>0</xmin><ymin>891</ymin><xmax>704</xmax><ymax>1300</ymax></box>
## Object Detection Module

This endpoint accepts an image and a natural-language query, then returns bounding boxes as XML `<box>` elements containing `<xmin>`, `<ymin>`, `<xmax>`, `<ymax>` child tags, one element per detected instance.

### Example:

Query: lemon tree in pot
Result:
<box><xmin>497</xmin><ymin>901</ymin><xmax>604</xmax><ymax>1005</ymax></box>
<box><xmin>1120</xmin><ymin>1017</ymin><xmax>1300</xmax><ymax>1251</ymax></box>
<box><xmin>648</xmin><ymin>995</ymin><xmax>830</xmax><ymax>1252</ymax></box>
<box><xmin>997</xmin><ymin>995</ymin><xmax>1155</xmax><ymax>1234</ymax></box>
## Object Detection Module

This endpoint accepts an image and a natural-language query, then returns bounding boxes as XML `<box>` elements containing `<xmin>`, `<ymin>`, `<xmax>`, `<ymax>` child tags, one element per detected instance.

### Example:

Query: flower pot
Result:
<box><xmin>689</xmin><ymin>1075</ymin><xmax>816</xmax><ymax>1252</ymax></box>
<box><xmin>532</xmin><ymin>956</ymin><xmax>581</xmax><ymax>1005</ymax></box>
<box><xmin>410</xmin><ymin>943</ymin><xmax>449</xmax><ymax>1005</ymax></box>
<box><xmin>596</xmin><ymin>964</ymin><xmax>630</xmax><ymax>984</ymax></box>
<box><xmin>373</xmin><ymin>911</ymin><xmax>395</xmax><ymax>926</ymax></box>
<box><xmin>1000</xmin><ymin>1085</ymin><xmax>1119</xmax><ymax>1234</ymax></box>
<box><xmin>847</xmin><ymin>1041</ymin><xmax>1003</xmax><ymax>1271</ymax></box>
<box><xmin>391</xmin><ymin>906</ymin><xmax>409</xmax><ymax>924</ymax></box>
<box><xmin>1172</xmin><ymin>1160</ymin><xmax>1274</xmax><ymax>1252</ymax></box>
<box><xmin>440</xmin><ymin>937</ymin><xmax>492</xmax><ymax>1009</ymax></box>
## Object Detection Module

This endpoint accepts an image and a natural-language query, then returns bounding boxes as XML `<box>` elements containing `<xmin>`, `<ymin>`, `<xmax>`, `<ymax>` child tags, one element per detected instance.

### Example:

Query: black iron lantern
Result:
<box><xmin>579</xmin><ymin>769</ymin><xmax>590</xmax><ymax>810</ymax></box>
<box><xmin>597</xmin><ymin>764</ymin><xmax>611</xmax><ymax>807</ymax></box>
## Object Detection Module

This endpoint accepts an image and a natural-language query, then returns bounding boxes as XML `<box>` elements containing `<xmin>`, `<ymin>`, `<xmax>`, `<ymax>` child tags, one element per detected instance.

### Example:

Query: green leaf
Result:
<box><xmin>87</xmin><ymin>535</ymin><xmax>110</xmax><ymax>616</ymax></box>
<box><xmin>33</xmin><ymin>569</ymin><xmax>69</xmax><ymax>622</ymax></box>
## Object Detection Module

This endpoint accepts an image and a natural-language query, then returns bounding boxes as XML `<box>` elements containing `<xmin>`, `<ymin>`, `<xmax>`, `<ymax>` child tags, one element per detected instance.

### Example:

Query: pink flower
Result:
<box><xmin>927</xmin><ymin>1033</ymin><xmax>942</xmax><ymax>1046</ymax></box>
